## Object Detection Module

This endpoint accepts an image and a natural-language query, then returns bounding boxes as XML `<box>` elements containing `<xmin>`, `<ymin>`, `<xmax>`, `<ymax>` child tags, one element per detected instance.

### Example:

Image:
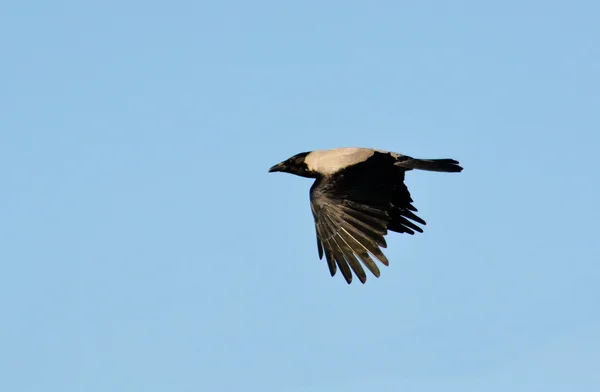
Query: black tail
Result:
<box><xmin>395</xmin><ymin>157</ymin><xmax>463</xmax><ymax>173</ymax></box>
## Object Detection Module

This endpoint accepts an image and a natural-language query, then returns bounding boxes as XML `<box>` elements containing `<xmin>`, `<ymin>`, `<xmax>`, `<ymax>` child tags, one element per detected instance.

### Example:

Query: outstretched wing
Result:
<box><xmin>310</xmin><ymin>191</ymin><xmax>390</xmax><ymax>284</ymax></box>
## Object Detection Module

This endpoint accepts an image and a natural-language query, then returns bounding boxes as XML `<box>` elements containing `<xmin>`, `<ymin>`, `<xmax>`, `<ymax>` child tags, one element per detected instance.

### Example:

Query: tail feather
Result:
<box><xmin>395</xmin><ymin>157</ymin><xmax>463</xmax><ymax>173</ymax></box>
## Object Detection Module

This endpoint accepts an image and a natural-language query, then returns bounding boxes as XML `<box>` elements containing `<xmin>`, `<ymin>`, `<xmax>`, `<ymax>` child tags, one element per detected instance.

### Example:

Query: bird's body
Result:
<box><xmin>269</xmin><ymin>147</ymin><xmax>462</xmax><ymax>284</ymax></box>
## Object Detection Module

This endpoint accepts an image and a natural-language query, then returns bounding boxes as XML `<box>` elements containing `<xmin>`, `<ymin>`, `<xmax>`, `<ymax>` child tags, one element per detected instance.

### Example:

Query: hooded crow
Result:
<box><xmin>269</xmin><ymin>147</ymin><xmax>463</xmax><ymax>284</ymax></box>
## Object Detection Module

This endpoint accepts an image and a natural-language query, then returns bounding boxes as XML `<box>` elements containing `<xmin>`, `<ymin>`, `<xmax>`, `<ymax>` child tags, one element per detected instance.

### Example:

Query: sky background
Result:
<box><xmin>1</xmin><ymin>1</ymin><xmax>599</xmax><ymax>391</ymax></box>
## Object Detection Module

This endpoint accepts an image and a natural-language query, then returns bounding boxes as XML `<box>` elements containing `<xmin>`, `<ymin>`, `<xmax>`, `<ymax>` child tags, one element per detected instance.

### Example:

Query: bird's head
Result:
<box><xmin>268</xmin><ymin>151</ymin><xmax>315</xmax><ymax>178</ymax></box>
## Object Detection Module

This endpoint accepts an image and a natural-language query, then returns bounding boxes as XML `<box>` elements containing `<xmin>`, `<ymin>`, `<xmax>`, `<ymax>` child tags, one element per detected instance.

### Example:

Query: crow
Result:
<box><xmin>269</xmin><ymin>147</ymin><xmax>463</xmax><ymax>284</ymax></box>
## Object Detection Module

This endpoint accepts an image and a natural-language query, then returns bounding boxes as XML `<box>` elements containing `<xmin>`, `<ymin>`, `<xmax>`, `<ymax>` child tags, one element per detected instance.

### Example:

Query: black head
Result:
<box><xmin>268</xmin><ymin>151</ymin><xmax>315</xmax><ymax>178</ymax></box>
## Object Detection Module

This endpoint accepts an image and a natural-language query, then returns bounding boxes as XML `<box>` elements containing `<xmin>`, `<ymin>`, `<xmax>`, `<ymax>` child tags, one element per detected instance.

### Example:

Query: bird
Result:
<box><xmin>268</xmin><ymin>147</ymin><xmax>463</xmax><ymax>284</ymax></box>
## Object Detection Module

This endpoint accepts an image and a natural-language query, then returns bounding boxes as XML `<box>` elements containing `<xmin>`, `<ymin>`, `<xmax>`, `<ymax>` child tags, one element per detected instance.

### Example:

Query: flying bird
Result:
<box><xmin>269</xmin><ymin>147</ymin><xmax>463</xmax><ymax>284</ymax></box>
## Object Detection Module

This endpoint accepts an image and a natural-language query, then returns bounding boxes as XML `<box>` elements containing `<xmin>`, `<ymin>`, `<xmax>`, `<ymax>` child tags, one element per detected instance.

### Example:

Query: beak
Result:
<box><xmin>268</xmin><ymin>162</ymin><xmax>285</xmax><ymax>173</ymax></box>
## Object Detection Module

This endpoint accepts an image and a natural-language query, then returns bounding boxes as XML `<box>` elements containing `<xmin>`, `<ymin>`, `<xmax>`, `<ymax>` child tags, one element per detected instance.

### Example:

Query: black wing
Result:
<box><xmin>309</xmin><ymin>151</ymin><xmax>426</xmax><ymax>284</ymax></box>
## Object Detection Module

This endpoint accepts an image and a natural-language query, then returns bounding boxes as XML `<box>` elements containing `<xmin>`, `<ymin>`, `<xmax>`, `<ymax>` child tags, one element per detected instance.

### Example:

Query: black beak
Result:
<box><xmin>268</xmin><ymin>162</ymin><xmax>286</xmax><ymax>173</ymax></box>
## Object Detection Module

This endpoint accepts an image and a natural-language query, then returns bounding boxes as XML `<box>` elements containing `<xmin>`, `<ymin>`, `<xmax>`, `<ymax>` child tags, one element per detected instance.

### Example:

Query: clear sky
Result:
<box><xmin>2</xmin><ymin>1</ymin><xmax>599</xmax><ymax>391</ymax></box>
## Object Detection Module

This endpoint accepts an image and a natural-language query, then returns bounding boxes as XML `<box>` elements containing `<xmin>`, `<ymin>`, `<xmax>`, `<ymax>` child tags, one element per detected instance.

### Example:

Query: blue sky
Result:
<box><xmin>1</xmin><ymin>1</ymin><xmax>599</xmax><ymax>391</ymax></box>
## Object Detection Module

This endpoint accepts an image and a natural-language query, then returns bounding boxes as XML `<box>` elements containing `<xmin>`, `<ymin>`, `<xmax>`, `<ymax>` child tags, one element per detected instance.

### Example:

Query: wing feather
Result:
<box><xmin>333</xmin><ymin>227</ymin><xmax>367</xmax><ymax>283</ymax></box>
<box><xmin>322</xmin><ymin>245</ymin><xmax>337</xmax><ymax>277</ymax></box>
<box><xmin>338</xmin><ymin>227</ymin><xmax>381</xmax><ymax>278</ymax></box>
<box><xmin>328</xmin><ymin>235</ymin><xmax>353</xmax><ymax>283</ymax></box>
<box><xmin>311</xmin><ymin>194</ymin><xmax>390</xmax><ymax>284</ymax></box>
